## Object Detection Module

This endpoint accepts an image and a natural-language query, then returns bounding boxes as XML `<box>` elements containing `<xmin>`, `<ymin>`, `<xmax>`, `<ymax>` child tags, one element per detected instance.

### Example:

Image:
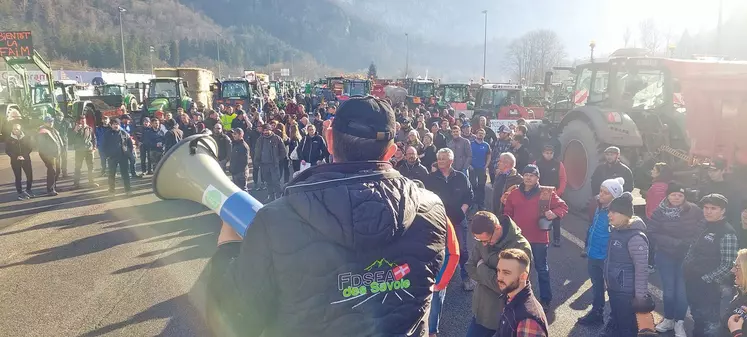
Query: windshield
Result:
<box><xmin>479</xmin><ymin>89</ymin><xmax>520</xmax><ymax>107</ymax></box>
<box><xmin>32</xmin><ymin>86</ymin><xmax>53</xmax><ymax>104</ymax></box>
<box><xmin>443</xmin><ymin>86</ymin><xmax>468</xmax><ymax>103</ymax></box>
<box><xmin>221</xmin><ymin>81</ymin><xmax>250</xmax><ymax>98</ymax></box>
<box><xmin>345</xmin><ymin>81</ymin><xmax>369</xmax><ymax>96</ymax></box>
<box><xmin>616</xmin><ymin>69</ymin><xmax>666</xmax><ymax>110</ymax></box>
<box><xmin>101</xmin><ymin>85</ymin><xmax>124</xmax><ymax>96</ymax></box>
<box><xmin>149</xmin><ymin>81</ymin><xmax>178</xmax><ymax>98</ymax></box>
<box><xmin>413</xmin><ymin>83</ymin><xmax>434</xmax><ymax>97</ymax></box>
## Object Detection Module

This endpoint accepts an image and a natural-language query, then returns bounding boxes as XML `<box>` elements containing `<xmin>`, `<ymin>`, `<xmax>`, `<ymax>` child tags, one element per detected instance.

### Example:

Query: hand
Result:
<box><xmin>301</xmin><ymin>160</ymin><xmax>306</xmax><ymax>165</ymax></box>
<box><xmin>17</xmin><ymin>156</ymin><xmax>24</xmax><ymax>160</ymax></box>
<box><xmin>728</xmin><ymin>313</ymin><xmax>744</xmax><ymax>332</ymax></box>
<box><xmin>544</xmin><ymin>210</ymin><xmax>557</xmax><ymax>219</ymax></box>
<box><xmin>217</xmin><ymin>221</ymin><xmax>242</xmax><ymax>245</ymax></box>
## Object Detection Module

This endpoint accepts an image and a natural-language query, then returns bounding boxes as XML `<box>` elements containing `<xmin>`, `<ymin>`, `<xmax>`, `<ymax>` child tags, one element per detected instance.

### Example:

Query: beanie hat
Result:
<box><xmin>609</xmin><ymin>192</ymin><xmax>634</xmax><ymax>218</ymax></box>
<box><xmin>522</xmin><ymin>164</ymin><xmax>540</xmax><ymax>176</ymax></box>
<box><xmin>601</xmin><ymin>177</ymin><xmax>625</xmax><ymax>198</ymax></box>
<box><xmin>666</xmin><ymin>182</ymin><xmax>686</xmax><ymax>196</ymax></box>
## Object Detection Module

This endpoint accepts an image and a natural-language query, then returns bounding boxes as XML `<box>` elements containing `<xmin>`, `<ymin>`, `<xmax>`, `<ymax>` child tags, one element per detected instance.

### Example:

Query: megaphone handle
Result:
<box><xmin>217</xmin><ymin>191</ymin><xmax>264</xmax><ymax>238</ymax></box>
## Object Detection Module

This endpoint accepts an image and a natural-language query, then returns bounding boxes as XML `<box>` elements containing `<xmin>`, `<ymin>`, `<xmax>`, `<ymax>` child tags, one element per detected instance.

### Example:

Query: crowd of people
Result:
<box><xmin>6</xmin><ymin>93</ymin><xmax>747</xmax><ymax>337</ymax></box>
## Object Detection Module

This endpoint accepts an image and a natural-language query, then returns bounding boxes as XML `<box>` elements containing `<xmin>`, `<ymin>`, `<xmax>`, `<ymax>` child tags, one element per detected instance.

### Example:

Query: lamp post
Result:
<box><xmin>404</xmin><ymin>33</ymin><xmax>409</xmax><ymax>78</ymax></box>
<box><xmin>149</xmin><ymin>45</ymin><xmax>155</xmax><ymax>74</ymax></box>
<box><xmin>216</xmin><ymin>32</ymin><xmax>222</xmax><ymax>79</ymax></box>
<box><xmin>589</xmin><ymin>40</ymin><xmax>596</xmax><ymax>63</ymax></box>
<box><xmin>482</xmin><ymin>10</ymin><xmax>488</xmax><ymax>79</ymax></box>
<box><xmin>118</xmin><ymin>6</ymin><xmax>127</xmax><ymax>84</ymax></box>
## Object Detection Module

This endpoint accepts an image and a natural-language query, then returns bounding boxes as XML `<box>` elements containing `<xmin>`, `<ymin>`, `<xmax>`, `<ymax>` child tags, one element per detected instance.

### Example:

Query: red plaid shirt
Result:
<box><xmin>516</xmin><ymin>319</ymin><xmax>547</xmax><ymax>337</ymax></box>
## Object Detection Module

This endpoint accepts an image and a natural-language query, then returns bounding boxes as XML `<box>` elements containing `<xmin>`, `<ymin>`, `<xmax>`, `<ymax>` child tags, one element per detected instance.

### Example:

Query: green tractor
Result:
<box><xmin>143</xmin><ymin>77</ymin><xmax>193</xmax><ymax>117</ymax></box>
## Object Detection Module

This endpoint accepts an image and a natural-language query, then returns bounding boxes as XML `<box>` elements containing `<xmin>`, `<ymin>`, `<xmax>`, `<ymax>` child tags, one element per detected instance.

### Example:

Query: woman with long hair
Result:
<box><xmin>406</xmin><ymin>129</ymin><xmax>424</xmax><ymax>153</ymax></box>
<box><xmin>287</xmin><ymin>121</ymin><xmax>302</xmax><ymax>173</ymax></box>
<box><xmin>415</xmin><ymin>120</ymin><xmax>428</xmax><ymax>142</ymax></box>
<box><xmin>646</xmin><ymin>162</ymin><xmax>674</xmax><ymax>219</ymax></box>
<box><xmin>274</xmin><ymin>123</ymin><xmax>291</xmax><ymax>184</ymax></box>
<box><xmin>648</xmin><ymin>183</ymin><xmax>704</xmax><ymax>336</ymax></box>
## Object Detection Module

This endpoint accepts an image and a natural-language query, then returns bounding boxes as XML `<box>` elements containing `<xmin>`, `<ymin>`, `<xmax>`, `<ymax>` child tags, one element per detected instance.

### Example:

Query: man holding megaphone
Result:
<box><xmin>203</xmin><ymin>96</ymin><xmax>458</xmax><ymax>337</ymax></box>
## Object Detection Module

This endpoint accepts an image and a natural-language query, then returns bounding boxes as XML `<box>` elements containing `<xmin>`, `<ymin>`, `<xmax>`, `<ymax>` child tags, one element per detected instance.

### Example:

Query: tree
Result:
<box><xmin>639</xmin><ymin>18</ymin><xmax>661</xmax><ymax>54</ymax></box>
<box><xmin>169</xmin><ymin>40</ymin><xmax>180</xmax><ymax>66</ymax></box>
<box><xmin>368</xmin><ymin>62</ymin><xmax>377</xmax><ymax>79</ymax></box>
<box><xmin>504</xmin><ymin>30</ymin><xmax>566</xmax><ymax>83</ymax></box>
<box><xmin>623</xmin><ymin>27</ymin><xmax>632</xmax><ymax>47</ymax></box>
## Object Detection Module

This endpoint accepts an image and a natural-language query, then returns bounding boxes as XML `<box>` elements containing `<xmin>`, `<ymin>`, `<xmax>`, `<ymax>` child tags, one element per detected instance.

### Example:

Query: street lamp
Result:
<box><xmin>149</xmin><ymin>45</ymin><xmax>155</xmax><ymax>74</ymax></box>
<box><xmin>118</xmin><ymin>6</ymin><xmax>127</xmax><ymax>84</ymax></box>
<box><xmin>404</xmin><ymin>33</ymin><xmax>409</xmax><ymax>78</ymax></box>
<box><xmin>216</xmin><ymin>31</ymin><xmax>222</xmax><ymax>79</ymax></box>
<box><xmin>482</xmin><ymin>10</ymin><xmax>488</xmax><ymax>79</ymax></box>
<box><xmin>589</xmin><ymin>40</ymin><xmax>596</xmax><ymax>63</ymax></box>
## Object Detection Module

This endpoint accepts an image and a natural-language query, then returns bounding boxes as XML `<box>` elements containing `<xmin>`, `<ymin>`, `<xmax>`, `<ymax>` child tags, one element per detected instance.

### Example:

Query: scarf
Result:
<box><xmin>656</xmin><ymin>199</ymin><xmax>682</xmax><ymax>220</ymax></box>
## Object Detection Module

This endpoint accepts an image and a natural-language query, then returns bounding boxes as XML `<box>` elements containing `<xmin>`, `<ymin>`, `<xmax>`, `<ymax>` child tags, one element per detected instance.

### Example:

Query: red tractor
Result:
<box><xmin>549</xmin><ymin>50</ymin><xmax>747</xmax><ymax>209</ymax></box>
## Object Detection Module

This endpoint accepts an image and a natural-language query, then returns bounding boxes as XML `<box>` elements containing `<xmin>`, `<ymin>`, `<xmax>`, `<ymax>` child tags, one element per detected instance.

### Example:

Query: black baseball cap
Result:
<box><xmin>332</xmin><ymin>96</ymin><xmax>395</xmax><ymax>141</ymax></box>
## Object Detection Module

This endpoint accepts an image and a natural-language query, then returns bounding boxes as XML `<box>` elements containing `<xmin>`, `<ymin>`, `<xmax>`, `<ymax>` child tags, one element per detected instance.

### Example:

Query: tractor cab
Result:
<box><xmin>325</xmin><ymin>76</ymin><xmax>344</xmax><ymax>100</ymax></box>
<box><xmin>340</xmin><ymin>79</ymin><xmax>371</xmax><ymax>101</ymax></box>
<box><xmin>437</xmin><ymin>83</ymin><xmax>472</xmax><ymax>111</ymax></box>
<box><xmin>212</xmin><ymin>78</ymin><xmax>254</xmax><ymax>112</ymax></box>
<box><xmin>145</xmin><ymin>78</ymin><xmax>192</xmax><ymax>117</ymax></box>
<box><xmin>406</xmin><ymin>79</ymin><xmax>436</xmax><ymax>108</ymax></box>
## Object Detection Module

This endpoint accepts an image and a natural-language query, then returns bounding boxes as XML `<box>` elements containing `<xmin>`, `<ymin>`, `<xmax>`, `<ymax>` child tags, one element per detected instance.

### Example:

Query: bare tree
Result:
<box><xmin>639</xmin><ymin>18</ymin><xmax>661</xmax><ymax>54</ymax></box>
<box><xmin>504</xmin><ymin>29</ymin><xmax>565</xmax><ymax>83</ymax></box>
<box><xmin>623</xmin><ymin>27</ymin><xmax>632</xmax><ymax>47</ymax></box>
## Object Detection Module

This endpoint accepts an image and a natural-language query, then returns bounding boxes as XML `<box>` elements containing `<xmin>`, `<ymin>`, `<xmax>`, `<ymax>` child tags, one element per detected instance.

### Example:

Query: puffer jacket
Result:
<box><xmin>6</xmin><ymin>132</ymin><xmax>32</xmax><ymax>160</ymax></box>
<box><xmin>586</xmin><ymin>200</ymin><xmax>611</xmax><ymax>260</ymax></box>
<box><xmin>647</xmin><ymin>201</ymin><xmax>705</xmax><ymax>260</ymax></box>
<box><xmin>205</xmin><ymin>161</ymin><xmax>450</xmax><ymax>337</ymax></box>
<box><xmin>465</xmin><ymin>215</ymin><xmax>532</xmax><ymax>330</ymax></box>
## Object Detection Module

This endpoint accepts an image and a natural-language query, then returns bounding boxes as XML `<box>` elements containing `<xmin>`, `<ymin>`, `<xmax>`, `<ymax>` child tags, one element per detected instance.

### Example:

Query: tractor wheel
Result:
<box><xmin>558</xmin><ymin>119</ymin><xmax>603</xmax><ymax>211</ymax></box>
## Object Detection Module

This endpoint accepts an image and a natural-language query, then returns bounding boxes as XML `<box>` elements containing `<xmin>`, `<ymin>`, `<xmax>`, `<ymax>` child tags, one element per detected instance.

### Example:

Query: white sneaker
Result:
<box><xmin>674</xmin><ymin>320</ymin><xmax>686</xmax><ymax>337</ymax></box>
<box><xmin>655</xmin><ymin>318</ymin><xmax>674</xmax><ymax>332</ymax></box>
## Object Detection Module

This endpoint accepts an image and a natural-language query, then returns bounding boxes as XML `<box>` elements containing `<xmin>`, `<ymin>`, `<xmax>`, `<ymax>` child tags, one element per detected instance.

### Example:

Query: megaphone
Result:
<box><xmin>152</xmin><ymin>134</ymin><xmax>263</xmax><ymax>237</ymax></box>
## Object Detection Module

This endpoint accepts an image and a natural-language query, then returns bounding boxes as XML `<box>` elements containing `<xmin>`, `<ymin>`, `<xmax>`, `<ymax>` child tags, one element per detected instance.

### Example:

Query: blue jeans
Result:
<box><xmin>465</xmin><ymin>316</ymin><xmax>496</xmax><ymax>337</ymax></box>
<box><xmin>588</xmin><ymin>258</ymin><xmax>606</xmax><ymax>311</ymax></box>
<box><xmin>655</xmin><ymin>253</ymin><xmax>688</xmax><ymax>320</ymax></box>
<box><xmin>428</xmin><ymin>289</ymin><xmax>446</xmax><ymax>334</ymax></box>
<box><xmin>457</xmin><ymin>218</ymin><xmax>470</xmax><ymax>281</ymax></box>
<box><xmin>530</xmin><ymin>243</ymin><xmax>552</xmax><ymax>303</ymax></box>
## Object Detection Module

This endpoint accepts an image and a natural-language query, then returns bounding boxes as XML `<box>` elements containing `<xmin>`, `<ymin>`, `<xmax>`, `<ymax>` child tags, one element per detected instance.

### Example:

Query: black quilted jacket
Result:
<box><xmin>206</xmin><ymin>161</ymin><xmax>448</xmax><ymax>337</ymax></box>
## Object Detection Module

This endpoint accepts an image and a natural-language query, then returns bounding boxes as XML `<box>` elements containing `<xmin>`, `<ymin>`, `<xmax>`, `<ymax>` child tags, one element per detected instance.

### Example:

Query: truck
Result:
<box><xmin>145</xmin><ymin>67</ymin><xmax>214</xmax><ymax>116</ymax></box>
<box><xmin>546</xmin><ymin>49</ymin><xmax>747</xmax><ymax>210</ymax></box>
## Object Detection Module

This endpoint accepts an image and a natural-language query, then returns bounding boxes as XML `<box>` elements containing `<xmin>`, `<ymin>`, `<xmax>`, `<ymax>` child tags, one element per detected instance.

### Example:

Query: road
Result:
<box><xmin>0</xmin><ymin>148</ymin><xmax>684</xmax><ymax>337</ymax></box>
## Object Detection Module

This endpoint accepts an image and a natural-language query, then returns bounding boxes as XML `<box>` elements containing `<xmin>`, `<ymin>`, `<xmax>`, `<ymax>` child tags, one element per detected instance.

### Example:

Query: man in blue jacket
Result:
<box><xmin>577</xmin><ymin>177</ymin><xmax>625</xmax><ymax>325</ymax></box>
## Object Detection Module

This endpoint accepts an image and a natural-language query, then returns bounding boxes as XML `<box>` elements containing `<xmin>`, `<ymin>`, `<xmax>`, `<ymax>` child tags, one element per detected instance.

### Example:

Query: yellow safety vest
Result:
<box><xmin>221</xmin><ymin>113</ymin><xmax>236</xmax><ymax>131</ymax></box>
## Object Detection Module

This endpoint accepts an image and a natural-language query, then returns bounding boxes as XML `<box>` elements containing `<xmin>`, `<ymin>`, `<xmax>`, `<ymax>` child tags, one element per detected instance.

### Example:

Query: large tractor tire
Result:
<box><xmin>558</xmin><ymin>119</ymin><xmax>603</xmax><ymax>211</ymax></box>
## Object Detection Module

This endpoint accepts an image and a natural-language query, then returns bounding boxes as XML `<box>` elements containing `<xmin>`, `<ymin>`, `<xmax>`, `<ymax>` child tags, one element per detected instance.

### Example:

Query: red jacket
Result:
<box><xmin>645</xmin><ymin>181</ymin><xmax>668</xmax><ymax>218</ymax></box>
<box><xmin>504</xmin><ymin>184</ymin><xmax>569</xmax><ymax>244</ymax></box>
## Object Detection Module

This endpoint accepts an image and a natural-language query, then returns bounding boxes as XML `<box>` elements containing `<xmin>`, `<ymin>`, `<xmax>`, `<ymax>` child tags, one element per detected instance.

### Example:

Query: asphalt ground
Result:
<box><xmin>0</xmin><ymin>146</ymin><xmax>686</xmax><ymax>336</ymax></box>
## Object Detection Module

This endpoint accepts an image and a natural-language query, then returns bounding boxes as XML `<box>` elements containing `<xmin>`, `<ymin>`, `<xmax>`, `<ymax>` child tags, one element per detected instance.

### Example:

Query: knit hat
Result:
<box><xmin>666</xmin><ymin>182</ymin><xmax>686</xmax><ymax>196</ymax></box>
<box><xmin>522</xmin><ymin>164</ymin><xmax>540</xmax><ymax>176</ymax></box>
<box><xmin>604</xmin><ymin>146</ymin><xmax>620</xmax><ymax>154</ymax></box>
<box><xmin>601</xmin><ymin>177</ymin><xmax>625</xmax><ymax>198</ymax></box>
<box><xmin>609</xmin><ymin>192</ymin><xmax>634</xmax><ymax>218</ymax></box>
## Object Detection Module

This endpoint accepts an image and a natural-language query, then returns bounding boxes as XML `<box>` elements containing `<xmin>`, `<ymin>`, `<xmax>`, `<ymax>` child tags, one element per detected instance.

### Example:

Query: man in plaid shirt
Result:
<box><xmin>496</xmin><ymin>248</ymin><xmax>548</xmax><ymax>337</ymax></box>
<box><xmin>683</xmin><ymin>193</ymin><xmax>739</xmax><ymax>337</ymax></box>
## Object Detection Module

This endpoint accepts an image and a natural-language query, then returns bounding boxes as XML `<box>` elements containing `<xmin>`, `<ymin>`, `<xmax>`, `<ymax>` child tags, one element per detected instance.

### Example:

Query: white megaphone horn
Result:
<box><xmin>152</xmin><ymin>134</ymin><xmax>263</xmax><ymax>237</ymax></box>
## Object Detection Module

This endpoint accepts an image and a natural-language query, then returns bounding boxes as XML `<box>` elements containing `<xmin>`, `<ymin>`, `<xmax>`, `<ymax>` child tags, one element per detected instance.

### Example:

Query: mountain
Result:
<box><xmin>364</xmin><ymin>258</ymin><xmax>397</xmax><ymax>271</ymax></box>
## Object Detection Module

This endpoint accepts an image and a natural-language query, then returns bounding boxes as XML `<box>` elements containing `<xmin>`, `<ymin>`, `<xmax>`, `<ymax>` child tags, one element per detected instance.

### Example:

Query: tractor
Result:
<box><xmin>406</xmin><ymin>79</ymin><xmax>436</xmax><ymax>109</ymax></box>
<box><xmin>472</xmin><ymin>83</ymin><xmax>544</xmax><ymax>132</ymax></box>
<box><xmin>93</xmin><ymin>84</ymin><xmax>138</xmax><ymax>113</ymax></box>
<box><xmin>339</xmin><ymin>78</ymin><xmax>371</xmax><ymax>101</ymax></box>
<box><xmin>436</xmin><ymin>83</ymin><xmax>472</xmax><ymax>114</ymax></box>
<box><xmin>212</xmin><ymin>78</ymin><xmax>254</xmax><ymax>113</ymax></box>
<box><xmin>143</xmin><ymin>77</ymin><xmax>193</xmax><ymax>118</ymax></box>
<box><xmin>548</xmin><ymin>49</ymin><xmax>747</xmax><ymax>210</ymax></box>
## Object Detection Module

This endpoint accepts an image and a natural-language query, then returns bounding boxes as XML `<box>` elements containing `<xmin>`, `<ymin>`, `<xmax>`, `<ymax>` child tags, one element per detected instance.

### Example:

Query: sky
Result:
<box><xmin>593</xmin><ymin>0</ymin><xmax>744</xmax><ymax>54</ymax></box>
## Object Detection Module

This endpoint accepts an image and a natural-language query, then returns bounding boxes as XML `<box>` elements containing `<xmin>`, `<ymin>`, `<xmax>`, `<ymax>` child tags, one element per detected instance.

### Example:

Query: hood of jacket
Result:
<box><xmin>282</xmin><ymin>161</ymin><xmax>421</xmax><ymax>250</ymax></box>
<box><xmin>493</xmin><ymin>215</ymin><xmax>524</xmax><ymax>250</ymax></box>
<box><xmin>10</xmin><ymin>131</ymin><xmax>24</xmax><ymax>140</ymax></box>
<box><xmin>613</xmin><ymin>216</ymin><xmax>646</xmax><ymax>232</ymax></box>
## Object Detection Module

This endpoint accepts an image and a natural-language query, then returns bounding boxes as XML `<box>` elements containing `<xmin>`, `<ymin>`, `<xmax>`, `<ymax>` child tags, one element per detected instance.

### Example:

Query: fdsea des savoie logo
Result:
<box><xmin>331</xmin><ymin>258</ymin><xmax>414</xmax><ymax>308</ymax></box>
